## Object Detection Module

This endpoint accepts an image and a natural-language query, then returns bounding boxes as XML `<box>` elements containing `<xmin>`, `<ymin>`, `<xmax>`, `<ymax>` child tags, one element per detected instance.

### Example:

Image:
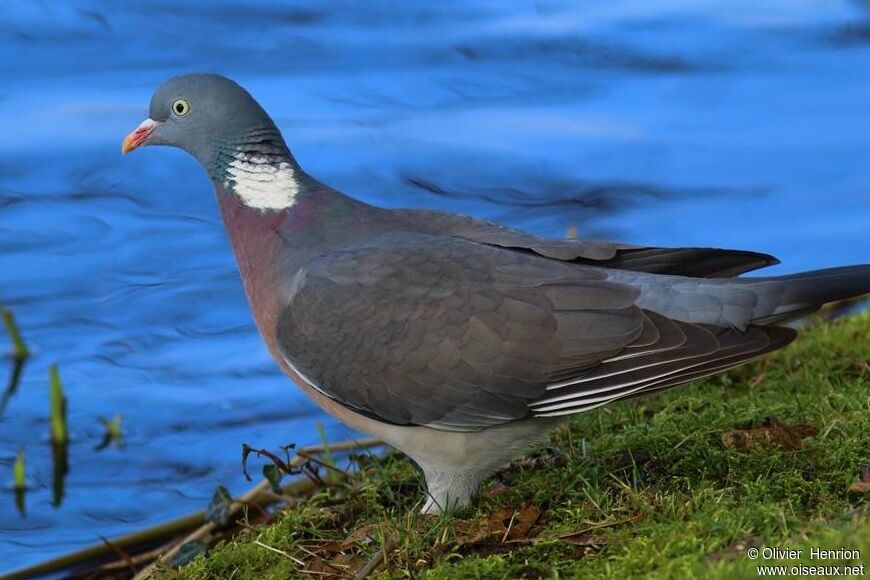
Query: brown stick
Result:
<box><xmin>352</xmin><ymin>538</ymin><xmax>394</xmax><ymax>580</ymax></box>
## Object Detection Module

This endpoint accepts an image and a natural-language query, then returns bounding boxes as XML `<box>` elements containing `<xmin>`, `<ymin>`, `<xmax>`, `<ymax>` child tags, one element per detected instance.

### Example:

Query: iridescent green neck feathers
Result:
<box><xmin>210</xmin><ymin>128</ymin><xmax>300</xmax><ymax>212</ymax></box>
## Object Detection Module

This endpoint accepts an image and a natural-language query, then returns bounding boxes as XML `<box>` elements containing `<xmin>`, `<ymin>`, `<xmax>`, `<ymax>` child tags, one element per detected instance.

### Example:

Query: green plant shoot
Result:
<box><xmin>2</xmin><ymin>309</ymin><xmax>29</xmax><ymax>360</ymax></box>
<box><xmin>13</xmin><ymin>448</ymin><xmax>25</xmax><ymax>490</ymax></box>
<box><xmin>49</xmin><ymin>364</ymin><xmax>68</xmax><ymax>444</ymax></box>
<box><xmin>317</xmin><ymin>421</ymin><xmax>338</xmax><ymax>484</ymax></box>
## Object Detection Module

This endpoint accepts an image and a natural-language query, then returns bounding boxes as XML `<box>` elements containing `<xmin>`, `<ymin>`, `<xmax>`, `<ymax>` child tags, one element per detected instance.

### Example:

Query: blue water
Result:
<box><xmin>1</xmin><ymin>0</ymin><xmax>869</xmax><ymax>573</ymax></box>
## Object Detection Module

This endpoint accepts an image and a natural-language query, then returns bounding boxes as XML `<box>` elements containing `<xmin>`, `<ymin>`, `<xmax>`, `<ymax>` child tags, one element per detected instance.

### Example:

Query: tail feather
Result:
<box><xmin>756</xmin><ymin>265</ymin><xmax>870</xmax><ymax>324</ymax></box>
<box><xmin>614</xmin><ymin>264</ymin><xmax>870</xmax><ymax>330</ymax></box>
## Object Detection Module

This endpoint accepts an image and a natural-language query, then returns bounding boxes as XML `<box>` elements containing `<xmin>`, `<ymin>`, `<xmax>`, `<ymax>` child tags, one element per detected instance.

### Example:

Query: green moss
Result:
<box><xmin>172</xmin><ymin>314</ymin><xmax>870</xmax><ymax>579</ymax></box>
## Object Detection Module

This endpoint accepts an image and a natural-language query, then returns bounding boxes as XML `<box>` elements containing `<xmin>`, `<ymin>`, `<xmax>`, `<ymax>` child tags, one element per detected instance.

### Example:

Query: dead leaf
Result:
<box><xmin>453</xmin><ymin>521</ymin><xmax>491</xmax><ymax>547</ymax></box>
<box><xmin>720</xmin><ymin>417</ymin><xmax>818</xmax><ymax>451</ymax></box>
<box><xmin>848</xmin><ymin>465</ymin><xmax>870</xmax><ymax>493</ymax></box>
<box><xmin>483</xmin><ymin>505</ymin><xmax>541</xmax><ymax>543</ymax></box>
<box><xmin>330</xmin><ymin>551</ymin><xmax>366</xmax><ymax>573</ymax></box>
<box><xmin>454</xmin><ymin>531</ymin><xmax>487</xmax><ymax>547</ymax></box>
<box><xmin>341</xmin><ymin>522</ymin><xmax>386</xmax><ymax>549</ymax></box>
<box><xmin>848</xmin><ymin>481</ymin><xmax>870</xmax><ymax>493</ymax></box>
<box><xmin>304</xmin><ymin>556</ymin><xmax>343</xmax><ymax>577</ymax></box>
<box><xmin>315</xmin><ymin>539</ymin><xmax>345</xmax><ymax>556</ymax></box>
<box><xmin>455</xmin><ymin>504</ymin><xmax>541</xmax><ymax>547</ymax></box>
<box><xmin>502</xmin><ymin>505</ymin><xmax>541</xmax><ymax>542</ymax></box>
<box><xmin>307</xmin><ymin>526</ymin><xmax>393</xmax><ymax>579</ymax></box>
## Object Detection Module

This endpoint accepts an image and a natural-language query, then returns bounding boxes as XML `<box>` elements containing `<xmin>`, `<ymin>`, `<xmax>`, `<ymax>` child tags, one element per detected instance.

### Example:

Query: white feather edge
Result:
<box><xmin>533</xmin><ymin>354</ymin><xmax>768</xmax><ymax>416</ymax></box>
<box><xmin>544</xmin><ymin>347</ymin><xmax>710</xmax><ymax>392</ymax></box>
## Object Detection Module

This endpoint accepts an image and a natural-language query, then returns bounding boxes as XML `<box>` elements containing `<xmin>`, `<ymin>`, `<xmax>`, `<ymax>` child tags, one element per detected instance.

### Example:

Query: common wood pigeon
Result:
<box><xmin>122</xmin><ymin>74</ymin><xmax>870</xmax><ymax>513</ymax></box>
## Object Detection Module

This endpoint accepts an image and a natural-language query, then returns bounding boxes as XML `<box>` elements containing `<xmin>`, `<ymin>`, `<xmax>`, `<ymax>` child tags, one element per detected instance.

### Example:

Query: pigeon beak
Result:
<box><xmin>121</xmin><ymin>118</ymin><xmax>160</xmax><ymax>154</ymax></box>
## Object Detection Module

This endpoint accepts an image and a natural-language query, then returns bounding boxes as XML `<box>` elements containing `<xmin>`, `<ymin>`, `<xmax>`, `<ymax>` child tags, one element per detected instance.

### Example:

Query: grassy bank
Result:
<box><xmin>165</xmin><ymin>314</ymin><xmax>869</xmax><ymax>579</ymax></box>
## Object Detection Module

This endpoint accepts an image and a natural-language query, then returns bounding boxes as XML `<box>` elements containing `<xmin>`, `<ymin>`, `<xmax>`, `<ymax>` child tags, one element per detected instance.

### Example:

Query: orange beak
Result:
<box><xmin>121</xmin><ymin>118</ymin><xmax>160</xmax><ymax>154</ymax></box>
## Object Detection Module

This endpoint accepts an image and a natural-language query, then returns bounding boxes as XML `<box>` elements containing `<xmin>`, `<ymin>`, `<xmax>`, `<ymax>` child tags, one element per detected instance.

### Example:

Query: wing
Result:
<box><xmin>277</xmin><ymin>232</ymin><xmax>643</xmax><ymax>430</ymax></box>
<box><xmin>394</xmin><ymin>209</ymin><xmax>779</xmax><ymax>277</ymax></box>
<box><xmin>276</xmin><ymin>232</ymin><xmax>793</xmax><ymax>431</ymax></box>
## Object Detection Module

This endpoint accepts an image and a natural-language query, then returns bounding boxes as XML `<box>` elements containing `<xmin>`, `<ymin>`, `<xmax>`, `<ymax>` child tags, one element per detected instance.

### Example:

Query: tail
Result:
<box><xmin>754</xmin><ymin>265</ymin><xmax>870</xmax><ymax>325</ymax></box>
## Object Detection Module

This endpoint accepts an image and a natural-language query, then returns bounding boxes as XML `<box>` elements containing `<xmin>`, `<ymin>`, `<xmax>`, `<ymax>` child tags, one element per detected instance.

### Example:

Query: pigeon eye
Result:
<box><xmin>172</xmin><ymin>99</ymin><xmax>190</xmax><ymax>116</ymax></box>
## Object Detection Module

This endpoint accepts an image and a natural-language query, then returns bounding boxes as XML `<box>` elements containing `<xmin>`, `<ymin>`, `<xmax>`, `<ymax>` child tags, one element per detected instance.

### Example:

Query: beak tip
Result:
<box><xmin>121</xmin><ymin>135</ymin><xmax>139</xmax><ymax>155</ymax></box>
<box><xmin>121</xmin><ymin>118</ymin><xmax>159</xmax><ymax>156</ymax></box>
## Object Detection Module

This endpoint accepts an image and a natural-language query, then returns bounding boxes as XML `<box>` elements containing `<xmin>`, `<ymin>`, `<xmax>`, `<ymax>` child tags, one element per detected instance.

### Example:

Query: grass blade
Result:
<box><xmin>13</xmin><ymin>448</ymin><xmax>25</xmax><ymax>490</ymax></box>
<box><xmin>13</xmin><ymin>448</ymin><xmax>26</xmax><ymax>516</ymax></box>
<box><xmin>49</xmin><ymin>364</ymin><xmax>67</xmax><ymax>444</ymax></box>
<box><xmin>317</xmin><ymin>421</ymin><xmax>338</xmax><ymax>484</ymax></box>
<box><xmin>2</xmin><ymin>309</ymin><xmax>29</xmax><ymax>360</ymax></box>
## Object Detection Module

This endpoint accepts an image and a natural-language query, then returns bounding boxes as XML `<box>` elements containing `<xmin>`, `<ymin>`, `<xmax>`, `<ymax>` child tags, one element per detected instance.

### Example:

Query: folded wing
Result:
<box><xmin>276</xmin><ymin>232</ymin><xmax>795</xmax><ymax>431</ymax></box>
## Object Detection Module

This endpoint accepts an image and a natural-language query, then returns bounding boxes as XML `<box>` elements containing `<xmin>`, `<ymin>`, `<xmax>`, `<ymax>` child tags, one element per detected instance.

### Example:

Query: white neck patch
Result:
<box><xmin>224</xmin><ymin>151</ymin><xmax>300</xmax><ymax>211</ymax></box>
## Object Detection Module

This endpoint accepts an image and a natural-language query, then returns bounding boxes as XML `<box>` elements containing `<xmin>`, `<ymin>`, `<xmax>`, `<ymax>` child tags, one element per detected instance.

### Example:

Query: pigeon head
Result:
<box><xmin>123</xmin><ymin>74</ymin><xmax>275</xmax><ymax>160</ymax></box>
<box><xmin>123</xmin><ymin>73</ymin><xmax>302</xmax><ymax>210</ymax></box>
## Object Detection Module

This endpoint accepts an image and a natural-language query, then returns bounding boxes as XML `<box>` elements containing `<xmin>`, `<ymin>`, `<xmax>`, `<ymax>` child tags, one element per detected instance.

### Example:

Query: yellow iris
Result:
<box><xmin>172</xmin><ymin>98</ymin><xmax>190</xmax><ymax>116</ymax></box>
